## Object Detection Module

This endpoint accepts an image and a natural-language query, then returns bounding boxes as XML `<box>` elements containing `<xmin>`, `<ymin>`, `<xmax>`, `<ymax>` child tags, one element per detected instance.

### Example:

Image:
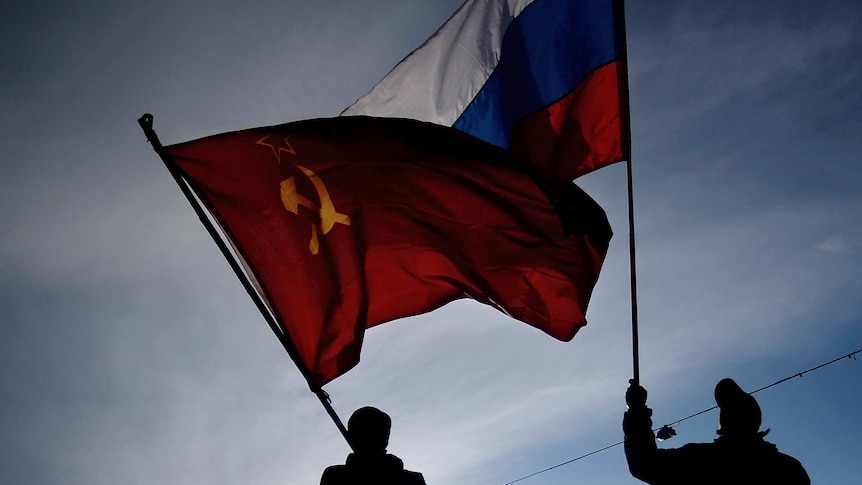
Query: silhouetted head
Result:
<box><xmin>348</xmin><ymin>406</ymin><xmax>391</xmax><ymax>455</ymax></box>
<box><xmin>714</xmin><ymin>378</ymin><xmax>762</xmax><ymax>437</ymax></box>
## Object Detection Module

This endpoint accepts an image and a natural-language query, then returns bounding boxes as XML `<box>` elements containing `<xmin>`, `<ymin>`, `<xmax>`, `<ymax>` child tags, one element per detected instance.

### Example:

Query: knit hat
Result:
<box><xmin>714</xmin><ymin>378</ymin><xmax>762</xmax><ymax>436</ymax></box>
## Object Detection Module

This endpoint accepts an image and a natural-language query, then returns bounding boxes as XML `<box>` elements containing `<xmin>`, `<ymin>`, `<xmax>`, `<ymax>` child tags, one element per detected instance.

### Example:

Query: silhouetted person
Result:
<box><xmin>321</xmin><ymin>406</ymin><xmax>426</xmax><ymax>485</ymax></box>
<box><xmin>623</xmin><ymin>378</ymin><xmax>810</xmax><ymax>485</ymax></box>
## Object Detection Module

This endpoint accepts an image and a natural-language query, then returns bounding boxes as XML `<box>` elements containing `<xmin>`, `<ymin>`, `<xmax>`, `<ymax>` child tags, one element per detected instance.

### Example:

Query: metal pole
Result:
<box><xmin>626</xmin><ymin>160</ymin><xmax>640</xmax><ymax>385</ymax></box>
<box><xmin>613</xmin><ymin>0</ymin><xmax>640</xmax><ymax>385</ymax></box>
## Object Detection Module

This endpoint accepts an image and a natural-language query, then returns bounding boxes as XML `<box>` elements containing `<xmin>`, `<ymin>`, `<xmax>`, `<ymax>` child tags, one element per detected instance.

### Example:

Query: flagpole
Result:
<box><xmin>626</xmin><ymin>161</ymin><xmax>640</xmax><ymax>386</ymax></box>
<box><xmin>137</xmin><ymin>113</ymin><xmax>352</xmax><ymax>447</ymax></box>
<box><xmin>614</xmin><ymin>0</ymin><xmax>640</xmax><ymax>386</ymax></box>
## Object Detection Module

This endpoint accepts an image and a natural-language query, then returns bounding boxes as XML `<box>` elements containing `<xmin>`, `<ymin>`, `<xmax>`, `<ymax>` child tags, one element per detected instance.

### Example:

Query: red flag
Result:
<box><xmin>166</xmin><ymin>117</ymin><xmax>611</xmax><ymax>385</ymax></box>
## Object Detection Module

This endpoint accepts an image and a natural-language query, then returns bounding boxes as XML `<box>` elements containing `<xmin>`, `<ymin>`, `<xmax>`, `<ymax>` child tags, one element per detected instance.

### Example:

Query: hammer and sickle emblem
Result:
<box><xmin>279</xmin><ymin>164</ymin><xmax>350</xmax><ymax>255</ymax></box>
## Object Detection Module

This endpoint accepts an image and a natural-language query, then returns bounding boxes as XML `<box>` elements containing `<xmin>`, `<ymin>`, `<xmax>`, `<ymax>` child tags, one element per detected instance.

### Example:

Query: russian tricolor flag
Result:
<box><xmin>343</xmin><ymin>0</ymin><xmax>630</xmax><ymax>181</ymax></box>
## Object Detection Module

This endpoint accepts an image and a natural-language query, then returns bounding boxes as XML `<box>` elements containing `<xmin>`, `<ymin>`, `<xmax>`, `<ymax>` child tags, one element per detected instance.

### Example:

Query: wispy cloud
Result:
<box><xmin>2</xmin><ymin>1</ymin><xmax>861</xmax><ymax>484</ymax></box>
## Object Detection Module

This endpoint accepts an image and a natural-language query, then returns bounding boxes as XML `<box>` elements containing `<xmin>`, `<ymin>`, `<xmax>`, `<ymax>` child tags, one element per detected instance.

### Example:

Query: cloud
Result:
<box><xmin>2</xmin><ymin>1</ymin><xmax>861</xmax><ymax>484</ymax></box>
<box><xmin>816</xmin><ymin>236</ymin><xmax>849</xmax><ymax>254</ymax></box>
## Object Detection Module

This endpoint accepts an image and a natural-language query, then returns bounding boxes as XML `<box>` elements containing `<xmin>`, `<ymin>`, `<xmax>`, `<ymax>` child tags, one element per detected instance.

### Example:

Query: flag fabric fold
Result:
<box><xmin>166</xmin><ymin>117</ymin><xmax>612</xmax><ymax>385</ymax></box>
<box><xmin>342</xmin><ymin>0</ymin><xmax>629</xmax><ymax>180</ymax></box>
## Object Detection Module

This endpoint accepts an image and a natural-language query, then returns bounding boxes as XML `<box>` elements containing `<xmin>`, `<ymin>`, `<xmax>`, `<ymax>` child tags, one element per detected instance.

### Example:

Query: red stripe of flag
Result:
<box><xmin>510</xmin><ymin>61</ymin><xmax>629</xmax><ymax>181</ymax></box>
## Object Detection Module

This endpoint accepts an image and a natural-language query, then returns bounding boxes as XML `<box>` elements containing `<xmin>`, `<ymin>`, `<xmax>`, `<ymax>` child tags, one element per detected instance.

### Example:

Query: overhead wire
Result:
<box><xmin>502</xmin><ymin>347</ymin><xmax>861</xmax><ymax>485</ymax></box>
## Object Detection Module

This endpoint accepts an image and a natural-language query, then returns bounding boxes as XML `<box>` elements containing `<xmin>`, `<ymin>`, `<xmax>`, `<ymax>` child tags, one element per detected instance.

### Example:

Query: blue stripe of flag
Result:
<box><xmin>453</xmin><ymin>0</ymin><xmax>621</xmax><ymax>149</ymax></box>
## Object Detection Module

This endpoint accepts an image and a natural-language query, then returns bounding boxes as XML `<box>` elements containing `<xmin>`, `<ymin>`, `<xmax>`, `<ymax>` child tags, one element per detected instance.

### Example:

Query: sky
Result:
<box><xmin>1</xmin><ymin>0</ymin><xmax>861</xmax><ymax>484</ymax></box>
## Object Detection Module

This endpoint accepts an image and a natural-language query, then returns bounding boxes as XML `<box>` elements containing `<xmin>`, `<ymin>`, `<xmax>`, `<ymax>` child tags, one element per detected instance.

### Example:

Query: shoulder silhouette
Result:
<box><xmin>622</xmin><ymin>378</ymin><xmax>810</xmax><ymax>485</ymax></box>
<box><xmin>321</xmin><ymin>406</ymin><xmax>426</xmax><ymax>485</ymax></box>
